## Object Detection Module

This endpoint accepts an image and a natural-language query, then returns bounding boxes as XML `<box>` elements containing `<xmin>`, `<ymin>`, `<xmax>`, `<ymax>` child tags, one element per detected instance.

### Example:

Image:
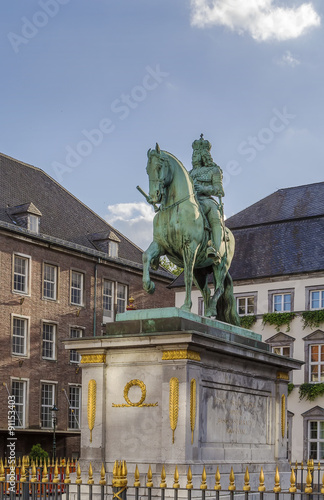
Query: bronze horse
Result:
<box><xmin>142</xmin><ymin>144</ymin><xmax>240</xmax><ymax>325</ymax></box>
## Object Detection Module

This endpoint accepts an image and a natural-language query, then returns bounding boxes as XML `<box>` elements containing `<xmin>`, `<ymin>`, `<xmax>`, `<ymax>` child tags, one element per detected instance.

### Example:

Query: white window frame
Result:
<box><xmin>236</xmin><ymin>296</ymin><xmax>255</xmax><ymax>316</ymax></box>
<box><xmin>42</xmin><ymin>322</ymin><xmax>57</xmax><ymax>360</ymax></box>
<box><xmin>117</xmin><ymin>283</ymin><xmax>127</xmax><ymax>314</ymax></box>
<box><xmin>272</xmin><ymin>345</ymin><xmax>291</xmax><ymax>357</ymax></box>
<box><xmin>108</xmin><ymin>241</ymin><xmax>119</xmax><ymax>258</ymax></box>
<box><xmin>308</xmin><ymin>420</ymin><xmax>324</xmax><ymax>460</ymax></box>
<box><xmin>28</xmin><ymin>215</ymin><xmax>39</xmax><ymax>234</ymax></box>
<box><xmin>41</xmin><ymin>382</ymin><xmax>56</xmax><ymax>428</ymax></box>
<box><xmin>70</xmin><ymin>271</ymin><xmax>84</xmax><ymax>306</ymax></box>
<box><xmin>11</xmin><ymin>378</ymin><xmax>28</xmax><ymax>428</ymax></box>
<box><xmin>309</xmin><ymin>344</ymin><xmax>324</xmax><ymax>383</ymax></box>
<box><xmin>68</xmin><ymin>385</ymin><xmax>81</xmax><ymax>430</ymax></box>
<box><xmin>13</xmin><ymin>253</ymin><xmax>30</xmax><ymax>295</ymax></box>
<box><xmin>69</xmin><ymin>328</ymin><xmax>82</xmax><ymax>364</ymax></box>
<box><xmin>310</xmin><ymin>290</ymin><xmax>324</xmax><ymax>310</ymax></box>
<box><xmin>12</xmin><ymin>315</ymin><xmax>28</xmax><ymax>357</ymax></box>
<box><xmin>43</xmin><ymin>263</ymin><xmax>58</xmax><ymax>300</ymax></box>
<box><xmin>268</xmin><ymin>289</ymin><xmax>294</xmax><ymax>313</ymax></box>
<box><xmin>273</xmin><ymin>293</ymin><xmax>291</xmax><ymax>312</ymax></box>
<box><xmin>103</xmin><ymin>279</ymin><xmax>114</xmax><ymax>322</ymax></box>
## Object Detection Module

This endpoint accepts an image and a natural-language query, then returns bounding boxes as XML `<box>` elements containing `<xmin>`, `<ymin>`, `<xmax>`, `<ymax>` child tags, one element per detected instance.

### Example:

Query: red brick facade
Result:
<box><xmin>0</xmin><ymin>228</ymin><xmax>174</xmax><ymax>459</ymax></box>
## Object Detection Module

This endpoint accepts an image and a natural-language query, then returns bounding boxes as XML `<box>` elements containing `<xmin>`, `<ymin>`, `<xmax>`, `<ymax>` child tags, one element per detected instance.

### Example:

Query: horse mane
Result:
<box><xmin>160</xmin><ymin>150</ymin><xmax>195</xmax><ymax>194</ymax></box>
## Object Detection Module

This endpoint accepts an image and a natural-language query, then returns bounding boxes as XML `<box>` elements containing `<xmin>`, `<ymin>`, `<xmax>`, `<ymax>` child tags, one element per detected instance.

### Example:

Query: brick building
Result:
<box><xmin>0</xmin><ymin>152</ymin><xmax>174</xmax><ymax>459</ymax></box>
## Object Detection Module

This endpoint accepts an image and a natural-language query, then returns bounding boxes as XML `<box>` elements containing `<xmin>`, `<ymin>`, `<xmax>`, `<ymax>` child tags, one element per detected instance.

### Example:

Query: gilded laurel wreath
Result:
<box><xmin>123</xmin><ymin>379</ymin><xmax>146</xmax><ymax>406</ymax></box>
<box><xmin>190</xmin><ymin>379</ymin><xmax>196</xmax><ymax>444</ymax></box>
<box><xmin>169</xmin><ymin>377</ymin><xmax>179</xmax><ymax>444</ymax></box>
<box><xmin>87</xmin><ymin>379</ymin><xmax>97</xmax><ymax>443</ymax></box>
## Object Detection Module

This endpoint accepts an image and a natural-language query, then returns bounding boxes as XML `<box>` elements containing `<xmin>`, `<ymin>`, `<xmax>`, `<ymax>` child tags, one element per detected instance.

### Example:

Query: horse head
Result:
<box><xmin>146</xmin><ymin>143</ymin><xmax>173</xmax><ymax>204</ymax></box>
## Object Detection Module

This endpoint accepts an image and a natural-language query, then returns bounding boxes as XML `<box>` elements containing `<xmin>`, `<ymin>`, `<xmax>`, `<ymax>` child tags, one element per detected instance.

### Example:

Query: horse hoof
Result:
<box><xmin>180</xmin><ymin>304</ymin><xmax>191</xmax><ymax>313</ymax></box>
<box><xmin>144</xmin><ymin>282</ymin><xmax>155</xmax><ymax>294</ymax></box>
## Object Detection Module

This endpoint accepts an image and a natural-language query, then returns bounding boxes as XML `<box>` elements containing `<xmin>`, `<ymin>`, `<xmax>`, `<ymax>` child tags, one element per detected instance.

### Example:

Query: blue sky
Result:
<box><xmin>1</xmin><ymin>0</ymin><xmax>323</xmax><ymax>249</ymax></box>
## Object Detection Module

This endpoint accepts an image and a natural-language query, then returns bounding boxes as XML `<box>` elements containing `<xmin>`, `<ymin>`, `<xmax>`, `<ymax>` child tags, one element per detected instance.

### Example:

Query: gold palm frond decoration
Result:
<box><xmin>190</xmin><ymin>379</ymin><xmax>196</xmax><ymax>444</ymax></box>
<box><xmin>169</xmin><ymin>377</ymin><xmax>179</xmax><ymax>444</ymax></box>
<box><xmin>87</xmin><ymin>379</ymin><xmax>97</xmax><ymax>443</ymax></box>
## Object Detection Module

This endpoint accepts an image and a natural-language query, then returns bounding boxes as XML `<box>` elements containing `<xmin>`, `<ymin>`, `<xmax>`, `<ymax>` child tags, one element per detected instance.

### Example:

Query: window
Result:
<box><xmin>13</xmin><ymin>254</ymin><xmax>29</xmax><ymax>294</ymax></box>
<box><xmin>70</xmin><ymin>328</ymin><xmax>82</xmax><ymax>363</ymax></box>
<box><xmin>268</xmin><ymin>289</ymin><xmax>294</xmax><ymax>313</ymax></box>
<box><xmin>309</xmin><ymin>421</ymin><xmax>324</xmax><ymax>460</ymax></box>
<box><xmin>28</xmin><ymin>215</ymin><xmax>39</xmax><ymax>234</ymax></box>
<box><xmin>237</xmin><ymin>296</ymin><xmax>255</xmax><ymax>316</ymax></box>
<box><xmin>117</xmin><ymin>284</ymin><xmax>127</xmax><ymax>313</ymax></box>
<box><xmin>103</xmin><ymin>281</ymin><xmax>127</xmax><ymax>322</ymax></box>
<box><xmin>108</xmin><ymin>241</ymin><xmax>118</xmax><ymax>258</ymax></box>
<box><xmin>43</xmin><ymin>264</ymin><xmax>57</xmax><ymax>300</ymax></box>
<box><xmin>273</xmin><ymin>293</ymin><xmax>291</xmax><ymax>312</ymax></box>
<box><xmin>68</xmin><ymin>386</ymin><xmax>81</xmax><ymax>429</ymax></box>
<box><xmin>272</xmin><ymin>346</ymin><xmax>291</xmax><ymax>357</ymax></box>
<box><xmin>12</xmin><ymin>317</ymin><xmax>28</xmax><ymax>356</ymax></box>
<box><xmin>309</xmin><ymin>344</ymin><xmax>324</xmax><ymax>383</ymax></box>
<box><xmin>41</xmin><ymin>383</ymin><xmax>55</xmax><ymax>428</ymax></box>
<box><xmin>71</xmin><ymin>271</ymin><xmax>84</xmax><ymax>305</ymax></box>
<box><xmin>103</xmin><ymin>280</ymin><xmax>113</xmax><ymax>318</ymax></box>
<box><xmin>310</xmin><ymin>290</ymin><xmax>324</xmax><ymax>310</ymax></box>
<box><xmin>11</xmin><ymin>380</ymin><xmax>27</xmax><ymax>428</ymax></box>
<box><xmin>42</xmin><ymin>323</ymin><xmax>56</xmax><ymax>360</ymax></box>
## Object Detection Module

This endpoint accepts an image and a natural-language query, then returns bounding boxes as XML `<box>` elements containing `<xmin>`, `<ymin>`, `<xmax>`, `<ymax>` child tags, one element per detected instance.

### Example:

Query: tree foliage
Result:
<box><xmin>160</xmin><ymin>256</ymin><xmax>183</xmax><ymax>276</ymax></box>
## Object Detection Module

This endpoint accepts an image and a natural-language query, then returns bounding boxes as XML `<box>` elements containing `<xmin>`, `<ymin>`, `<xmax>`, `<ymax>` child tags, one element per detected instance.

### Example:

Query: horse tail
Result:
<box><xmin>216</xmin><ymin>272</ymin><xmax>240</xmax><ymax>326</ymax></box>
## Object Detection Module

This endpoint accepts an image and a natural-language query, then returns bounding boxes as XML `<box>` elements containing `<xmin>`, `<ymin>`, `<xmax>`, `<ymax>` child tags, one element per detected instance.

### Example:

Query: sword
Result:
<box><xmin>136</xmin><ymin>185</ymin><xmax>159</xmax><ymax>212</ymax></box>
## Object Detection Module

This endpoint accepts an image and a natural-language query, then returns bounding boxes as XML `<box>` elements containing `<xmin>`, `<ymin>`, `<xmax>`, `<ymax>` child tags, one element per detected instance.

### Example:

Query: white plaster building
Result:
<box><xmin>171</xmin><ymin>182</ymin><xmax>324</xmax><ymax>462</ymax></box>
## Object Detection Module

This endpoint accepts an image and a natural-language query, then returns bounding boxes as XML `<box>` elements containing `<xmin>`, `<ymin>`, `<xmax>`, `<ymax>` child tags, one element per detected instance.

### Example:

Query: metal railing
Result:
<box><xmin>1</xmin><ymin>458</ymin><xmax>324</xmax><ymax>499</ymax></box>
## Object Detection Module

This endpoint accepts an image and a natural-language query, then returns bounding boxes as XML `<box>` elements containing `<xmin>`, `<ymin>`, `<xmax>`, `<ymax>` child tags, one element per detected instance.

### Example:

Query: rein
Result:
<box><xmin>159</xmin><ymin>193</ymin><xmax>195</xmax><ymax>212</ymax></box>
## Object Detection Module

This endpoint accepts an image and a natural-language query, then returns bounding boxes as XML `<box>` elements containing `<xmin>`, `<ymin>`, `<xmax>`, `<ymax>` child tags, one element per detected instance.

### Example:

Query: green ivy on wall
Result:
<box><xmin>302</xmin><ymin>310</ymin><xmax>324</xmax><ymax>330</ymax></box>
<box><xmin>299</xmin><ymin>383</ymin><xmax>324</xmax><ymax>402</ymax></box>
<box><xmin>262</xmin><ymin>312</ymin><xmax>296</xmax><ymax>332</ymax></box>
<box><xmin>239</xmin><ymin>315</ymin><xmax>257</xmax><ymax>330</ymax></box>
<box><xmin>288</xmin><ymin>383</ymin><xmax>294</xmax><ymax>396</ymax></box>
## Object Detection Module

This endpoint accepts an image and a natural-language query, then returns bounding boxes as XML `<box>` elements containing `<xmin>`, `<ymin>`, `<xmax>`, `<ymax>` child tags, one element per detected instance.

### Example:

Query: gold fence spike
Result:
<box><xmin>42</xmin><ymin>462</ymin><xmax>48</xmax><ymax>483</ymax></box>
<box><xmin>76</xmin><ymin>461</ymin><xmax>82</xmax><ymax>485</ymax></box>
<box><xmin>0</xmin><ymin>459</ymin><xmax>5</xmax><ymax>482</ymax></box>
<box><xmin>186</xmin><ymin>466</ymin><xmax>193</xmax><ymax>490</ymax></box>
<box><xmin>228</xmin><ymin>467</ymin><xmax>235</xmax><ymax>491</ymax></box>
<box><xmin>258</xmin><ymin>467</ymin><xmax>265</xmax><ymax>492</ymax></box>
<box><xmin>305</xmin><ymin>468</ymin><xmax>312</xmax><ymax>494</ymax></box>
<box><xmin>122</xmin><ymin>460</ymin><xmax>127</xmax><ymax>479</ymax></box>
<box><xmin>200</xmin><ymin>465</ymin><xmax>207</xmax><ymax>490</ymax></box>
<box><xmin>295</xmin><ymin>461</ymin><xmax>298</xmax><ymax>470</ymax></box>
<box><xmin>88</xmin><ymin>462</ymin><xmax>94</xmax><ymax>485</ymax></box>
<box><xmin>301</xmin><ymin>461</ymin><xmax>304</xmax><ymax>470</ymax></box>
<box><xmin>134</xmin><ymin>464</ymin><xmax>140</xmax><ymax>488</ymax></box>
<box><xmin>99</xmin><ymin>463</ymin><xmax>106</xmax><ymax>486</ymax></box>
<box><xmin>273</xmin><ymin>466</ymin><xmax>281</xmax><ymax>493</ymax></box>
<box><xmin>289</xmin><ymin>467</ymin><xmax>297</xmax><ymax>493</ymax></box>
<box><xmin>53</xmin><ymin>460</ymin><xmax>60</xmax><ymax>484</ymax></box>
<box><xmin>318</xmin><ymin>461</ymin><xmax>321</xmax><ymax>470</ymax></box>
<box><xmin>214</xmin><ymin>466</ymin><xmax>221</xmax><ymax>491</ymax></box>
<box><xmin>4</xmin><ymin>458</ymin><xmax>8</xmax><ymax>468</ymax></box>
<box><xmin>18</xmin><ymin>457</ymin><xmax>21</xmax><ymax>468</ymax></box>
<box><xmin>64</xmin><ymin>461</ymin><xmax>71</xmax><ymax>484</ymax></box>
<box><xmin>243</xmin><ymin>467</ymin><xmax>250</xmax><ymax>492</ymax></box>
<box><xmin>113</xmin><ymin>460</ymin><xmax>118</xmax><ymax>479</ymax></box>
<box><xmin>30</xmin><ymin>461</ymin><xmax>37</xmax><ymax>483</ymax></box>
<box><xmin>173</xmin><ymin>465</ymin><xmax>180</xmax><ymax>489</ymax></box>
<box><xmin>160</xmin><ymin>465</ymin><xmax>167</xmax><ymax>488</ymax></box>
<box><xmin>20</xmin><ymin>460</ymin><xmax>26</xmax><ymax>483</ymax></box>
<box><xmin>146</xmin><ymin>464</ymin><xmax>153</xmax><ymax>488</ymax></box>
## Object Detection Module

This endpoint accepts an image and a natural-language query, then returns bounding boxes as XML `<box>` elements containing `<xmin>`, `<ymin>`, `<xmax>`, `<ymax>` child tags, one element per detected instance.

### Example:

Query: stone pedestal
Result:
<box><xmin>65</xmin><ymin>308</ymin><xmax>302</xmax><ymax>485</ymax></box>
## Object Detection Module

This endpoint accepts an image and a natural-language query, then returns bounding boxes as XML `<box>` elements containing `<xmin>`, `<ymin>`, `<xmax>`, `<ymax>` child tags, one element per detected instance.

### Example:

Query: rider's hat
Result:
<box><xmin>192</xmin><ymin>134</ymin><xmax>211</xmax><ymax>152</ymax></box>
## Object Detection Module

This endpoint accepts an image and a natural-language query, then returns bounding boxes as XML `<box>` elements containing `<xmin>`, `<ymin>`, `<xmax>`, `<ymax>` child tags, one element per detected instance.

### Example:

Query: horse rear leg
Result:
<box><xmin>193</xmin><ymin>268</ymin><xmax>210</xmax><ymax>316</ymax></box>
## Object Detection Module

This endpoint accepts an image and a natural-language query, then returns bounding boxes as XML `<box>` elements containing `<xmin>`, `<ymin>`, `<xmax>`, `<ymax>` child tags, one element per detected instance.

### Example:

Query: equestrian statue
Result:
<box><xmin>138</xmin><ymin>135</ymin><xmax>240</xmax><ymax>326</ymax></box>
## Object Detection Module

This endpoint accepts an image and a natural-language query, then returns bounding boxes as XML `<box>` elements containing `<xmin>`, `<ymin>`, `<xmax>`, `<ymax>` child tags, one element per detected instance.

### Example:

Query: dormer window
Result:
<box><xmin>88</xmin><ymin>230</ymin><xmax>121</xmax><ymax>257</ymax></box>
<box><xmin>7</xmin><ymin>202</ymin><xmax>42</xmax><ymax>234</ymax></box>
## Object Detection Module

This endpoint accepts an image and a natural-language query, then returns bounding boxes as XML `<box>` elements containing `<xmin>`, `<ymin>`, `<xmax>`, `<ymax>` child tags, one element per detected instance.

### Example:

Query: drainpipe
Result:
<box><xmin>93</xmin><ymin>260</ymin><xmax>99</xmax><ymax>336</ymax></box>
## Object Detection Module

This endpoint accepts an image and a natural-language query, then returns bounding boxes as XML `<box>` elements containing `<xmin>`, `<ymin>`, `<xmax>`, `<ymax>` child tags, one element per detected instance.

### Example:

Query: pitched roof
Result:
<box><xmin>0</xmin><ymin>152</ymin><xmax>153</xmax><ymax>269</ymax></box>
<box><xmin>170</xmin><ymin>182</ymin><xmax>324</xmax><ymax>287</ymax></box>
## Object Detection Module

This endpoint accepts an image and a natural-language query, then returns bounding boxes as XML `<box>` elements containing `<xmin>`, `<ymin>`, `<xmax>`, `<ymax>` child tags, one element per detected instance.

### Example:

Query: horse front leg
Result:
<box><xmin>180</xmin><ymin>242</ymin><xmax>198</xmax><ymax>312</ymax></box>
<box><xmin>142</xmin><ymin>241</ymin><xmax>162</xmax><ymax>294</ymax></box>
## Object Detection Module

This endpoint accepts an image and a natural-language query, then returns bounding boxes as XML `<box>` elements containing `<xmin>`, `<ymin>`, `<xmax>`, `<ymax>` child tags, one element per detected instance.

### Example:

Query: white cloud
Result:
<box><xmin>105</xmin><ymin>202</ymin><xmax>155</xmax><ymax>250</ymax></box>
<box><xmin>276</xmin><ymin>50</ymin><xmax>301</xmax><ymax>67</ymax></box>
<box><xmin>190</xmin><ymin>0</ymin><xmax>320</xmax><ymax>42</ymax></box>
